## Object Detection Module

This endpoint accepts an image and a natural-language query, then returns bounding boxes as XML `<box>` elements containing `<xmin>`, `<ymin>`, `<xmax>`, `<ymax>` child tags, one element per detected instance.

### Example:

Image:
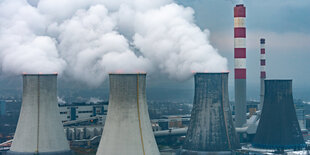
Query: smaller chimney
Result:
<box><xmin>259</xmin><ymin>38</ymin><xmax>266</xmax><ymax>110</ymax></box>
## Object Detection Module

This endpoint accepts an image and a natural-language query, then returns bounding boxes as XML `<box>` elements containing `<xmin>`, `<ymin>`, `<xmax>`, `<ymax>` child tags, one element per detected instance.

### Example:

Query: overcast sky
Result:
<box><xmin>0</xmin><ymin>0</ymin><xmax>309</xmax><ymax>101</ymax></box>
<box><xmin>175</xmin><ymin>0</ymin><xmax>310</xmax><ymax>100</ymax></box>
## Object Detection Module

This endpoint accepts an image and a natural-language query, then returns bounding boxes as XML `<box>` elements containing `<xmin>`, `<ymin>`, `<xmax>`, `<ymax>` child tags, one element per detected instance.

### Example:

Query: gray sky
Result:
<box><xmin>0</xmin><ymin>0</ymin><xmax>309</xmax><ymax>101</ymax></box>
<box><xmin>176</xmin><ymin>0</ymin><xmax>310</xmax><ymax>100</ymax></box>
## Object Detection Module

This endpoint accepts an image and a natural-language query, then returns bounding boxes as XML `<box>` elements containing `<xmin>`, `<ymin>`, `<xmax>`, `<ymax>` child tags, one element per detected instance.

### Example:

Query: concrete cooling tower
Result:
<box><xmin>180</xmin><ymin>73</ymin><xmax>240</xmax><ymax>154</ymax></box>
<box><xmin>252</xmin><ymin>80</ymin><xmax>306</xmax><ymax>150</ymax></box>
<box><xmin>96</xmin><ymin>73</ymin><xmax>159</xmax><ymax>155</ymax></box>
<box><xmin>8</xmin><ymin>74</ymin><xmax>72</xmax><ymax>155</ymax></box>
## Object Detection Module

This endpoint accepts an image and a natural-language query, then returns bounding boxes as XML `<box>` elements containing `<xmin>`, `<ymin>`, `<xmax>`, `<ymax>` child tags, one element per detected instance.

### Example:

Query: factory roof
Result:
<box><xmin>58</xmin><ymin>101</ymin><xmax>108</xmax><ymax>107</ymax></box>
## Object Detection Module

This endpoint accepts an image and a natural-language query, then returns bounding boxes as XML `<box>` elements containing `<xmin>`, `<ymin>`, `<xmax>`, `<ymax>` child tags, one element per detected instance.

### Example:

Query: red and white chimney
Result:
<box><xmin>259</xmin><ymin>38</ymin><xmax>266</xmax><ymax>110</ymax></box>
<box><xmin>234</xmin><ymin>4</ymin><xmax>246</xmax><ymax>127</ymax></box>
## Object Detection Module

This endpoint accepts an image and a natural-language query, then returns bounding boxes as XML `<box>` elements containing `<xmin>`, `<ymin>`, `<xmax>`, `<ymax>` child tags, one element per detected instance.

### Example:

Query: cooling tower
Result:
<box><xmin>253</xmin><ymin>80</ymin><xmax>306</xmax><ymax>150</ymax></box>
<box><xmin>259</xmin><ymin>38</ymin><xmax>266</xmax><ymax>110</ymax></box>
<box><xmin>96</xmin><ymin>73</ymin><xmax>159</xmax><ymax>155</ymax></box>
<box><xmin>180</xmin><ymin>73</ymin><xmax>240</xmax><ymax>154</ymax></box>
<box><xmin>8</xmin><ymin>74</ymin><xmax>72</xmax><ymax>155</ymax></box>
<box><xmin>234</xmin><ymin>4</ymin><xmax>247</xmax><ymax>127</ymax></box>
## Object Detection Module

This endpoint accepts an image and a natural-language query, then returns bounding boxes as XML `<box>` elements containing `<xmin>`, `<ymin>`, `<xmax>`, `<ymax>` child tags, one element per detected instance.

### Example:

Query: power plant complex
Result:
<box><xmin>0</xmin><ymin>2</ymin><xmax>308</xmax><ymax>155</ymax></box>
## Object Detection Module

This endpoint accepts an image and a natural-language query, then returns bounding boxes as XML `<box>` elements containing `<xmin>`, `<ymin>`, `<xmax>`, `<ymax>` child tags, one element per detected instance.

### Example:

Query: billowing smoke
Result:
<box><xmin>0</xmin><ymin>0</ymin><xmax>66</xmax><ymax>74</ymax></box>
<box><xmin>87</xmin><ymin>97</ymin><xmax>103</xmax><ymax>104</ymax></box>
<box><xmin>57</xmin><ymin>96</ymin><xmax>66</xmax><ymax>105</ymax></box>
<box><xmin>133</xmin><ymin>4</ymin><xmax>227</xmax><ymax>80</ymax></box>
<box><xmin>0</xmin><ymin>0</ymin><xmax>227</xmax><ymax>86</ymax></box>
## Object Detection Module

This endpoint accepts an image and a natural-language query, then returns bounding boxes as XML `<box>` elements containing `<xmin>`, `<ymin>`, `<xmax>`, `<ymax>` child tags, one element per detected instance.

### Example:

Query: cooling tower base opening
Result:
<box><xmin>177</xmin><ymin>149</ymin><xmax>234</xmax><ymax>155</ymax></box>
<box><xmin>252</xmin><ymin>143</ymin><xmax>306</xmax><ymax>150</ymax></box>
<box><xmin>7</xmin><ymin>150</ymin><xmax>74</xmax><ymax>155</ymax></box>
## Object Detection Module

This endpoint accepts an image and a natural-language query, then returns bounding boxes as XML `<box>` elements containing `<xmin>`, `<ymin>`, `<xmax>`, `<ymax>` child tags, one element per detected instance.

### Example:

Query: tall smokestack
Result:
<box><xmin>180</xmin><ymin>73</ymin><xmax>240</xmax><ymax>154</ymax></box>
<box><xmin>96</xmin><ymin>73</ymin><xmax>159</xmax><ymax>155</ymax></box>
<box><xmin>234</xmin><ymin>4</ymin><xmax>247</xmax><ymax>127</ymax></box>
<box><xmin>253</xmin><ymin>80</ymin><xmax>306</xmax><ymax>150</ymax></box>
<box><xmin>8</xmin><ymin>74</ymin><xmax>72</xmax><ymax>155</ymax></box>
<box><xmin>259</xmin><ymin>38</ymin><xmax>266</xmax><ymax>110</ymax></box>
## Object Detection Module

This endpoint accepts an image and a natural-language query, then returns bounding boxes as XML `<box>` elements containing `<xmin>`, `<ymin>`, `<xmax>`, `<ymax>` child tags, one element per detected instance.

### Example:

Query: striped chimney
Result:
<box><xmin>234</xmin><ymin>4</ymin><xmax>246</xmax><ymax>127</ymax></box>
<box><xmin>259</xmin><ymin>38</ymin><xmax>266</xmax><ymax>110</ymax></box>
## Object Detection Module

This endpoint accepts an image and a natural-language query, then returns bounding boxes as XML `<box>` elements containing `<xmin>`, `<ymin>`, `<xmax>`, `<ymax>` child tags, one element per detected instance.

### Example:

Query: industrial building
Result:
<box><xmin>96</xmin><ymin>73</ymin><xmax>160</xmax><ymax>155</ymax></box>
<box><xmin>0</xmin><ymin>101</ymin><xmax>5</xmax><ymax>116</ymax></box>
<box><xmin>152</xmin><ymin>115</ymin><xmax>190</xmax><ymax>131</ymax></box>
<box><xmin>59</xmin><ymin>102</ymin><xmax>108</xmax><ymax>123</ymax></box>
<box><xmin>7</xmin><ymin>74</ymin><xmax>72</xmax><ymax>155</ymax></box>
<box><xmin>65</xmin><ymin>126</ymin><xmax>103</xmax><ymax>142</ymax></box>
<box><xmin>180</xmin><ymin>73</ymin><xmax>240</xmax><ymax>154</ymax></box>
<box><xmin>296</xmin><ymin>102</ymin><xmax>306</xmax><ymax>130</ymax></box>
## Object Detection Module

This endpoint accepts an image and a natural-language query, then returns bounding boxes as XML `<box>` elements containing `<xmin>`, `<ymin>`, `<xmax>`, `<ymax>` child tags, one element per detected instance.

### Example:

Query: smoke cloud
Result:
<box><xmin>0</xmin><ymin>0</ymin><xmax>66</xmax><ymax>74</ymax></box>
<box><xmin>0</xmin><ymin>0</ymin><xmax>227</xmax><ymax>86</ymax></box>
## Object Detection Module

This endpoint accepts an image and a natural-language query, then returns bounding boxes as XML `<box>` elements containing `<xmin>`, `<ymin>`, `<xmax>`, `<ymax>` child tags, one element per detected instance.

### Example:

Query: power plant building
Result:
<box><xmin>0</xmin><ymin>100</ymin><xmax>6</xmax><ymax>116</ymax></box>
<box><xmin>8</xmin><ymin>74</ymin><xmax>72</xmax><ymax>155</ymax></box>
<box><xmin>59</xmin><ymin>102</ymin><xmax>108</xmax><ymax>122</ymax></box>
<box><xmin>234</xmin><ymin>4</ymin><xmax>247</xmax><ymax>127</ymax></box>
<box><xmin>180</xmin><ymin>73</ymin><xmax>240</xmax><ymax>154</ymax></box>
<box><xmin>96</xmin><ymin>73</ymin><xmax>159</xmax><ymax>155</ymax></box>
<box><xmin>253</xmin><ymin>80</ymin><xmax>306</xmax><ymax>150</ymax></box>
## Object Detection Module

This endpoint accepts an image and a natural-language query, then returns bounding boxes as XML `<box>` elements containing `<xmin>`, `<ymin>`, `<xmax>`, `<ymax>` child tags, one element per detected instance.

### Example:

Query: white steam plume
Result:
<box><xmin>52</xmin><ymin>5</ymin><xmax>151</xmax><ymax>86</ymax></box>
<box><xmin>133</xmin><ymin>4</ymin><xmax>227</xmax><ymax>80</ymax></box>
<box><xmin>0</xmin><ymin>0</ymin><xmax>227</xmax><ymax>85</ymax></box>
<box><xmin>0</xmin><ymin>0</ymin><xmax>66</xmax><ymax>74</ymax></box>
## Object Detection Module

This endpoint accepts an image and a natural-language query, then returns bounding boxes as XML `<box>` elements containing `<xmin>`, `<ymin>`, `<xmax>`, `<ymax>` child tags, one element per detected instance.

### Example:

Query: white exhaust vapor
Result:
<box><xmin>0</xmin><ymin>0</ymin><xmax>227</xmax><ymax>85</ymax></box>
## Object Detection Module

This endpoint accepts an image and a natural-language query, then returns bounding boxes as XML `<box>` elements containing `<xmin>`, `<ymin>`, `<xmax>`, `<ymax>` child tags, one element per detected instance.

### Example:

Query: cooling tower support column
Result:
<box><xmin>180</xmin><ymin>73</ymin><xmax>240</xmax><ymax>154</ymax></box>
<box><xmin>234</xmin><ymin>4</ymin><xmax>247</xmax><ymax>127</ymax></box>
<box><xmin>253</xmin><ymin>80</ymin><xmax>306</xmax><ymax>150</ymax></box>
<box><xmin>8</xmin><ymin>74</ymin><xmax>72</xmax><ymax>155</ymax></box>
<box><xmin>96</xmin><ymin>73</ymin><xmax>159</xmax><ymax>155</ymax></box>
<box><xmin>259</xmin><ymin>38</ymin><xmax>266</xmax><ymax>110</ymax></box>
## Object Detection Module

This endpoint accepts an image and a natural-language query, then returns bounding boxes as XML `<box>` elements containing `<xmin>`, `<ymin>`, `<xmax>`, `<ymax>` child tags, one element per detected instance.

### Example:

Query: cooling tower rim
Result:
<box><xmin>264</xmin><ymin>79</ymin><xmax>292</xmax><ymax>81</ymax></box>
<box><xmin>22</xmin><ymin>73</ymin><xmax>58</xmax><ymax>76</ymax></box>
<box><xmin>109</xmin><ymin>73</ymin><xmax>146</xmax><ymax>75</ymax></box>
<box><xmin>194</xmin><ymin>72</ymin><xmax>229</xmax><ymax>75</ymax></box>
